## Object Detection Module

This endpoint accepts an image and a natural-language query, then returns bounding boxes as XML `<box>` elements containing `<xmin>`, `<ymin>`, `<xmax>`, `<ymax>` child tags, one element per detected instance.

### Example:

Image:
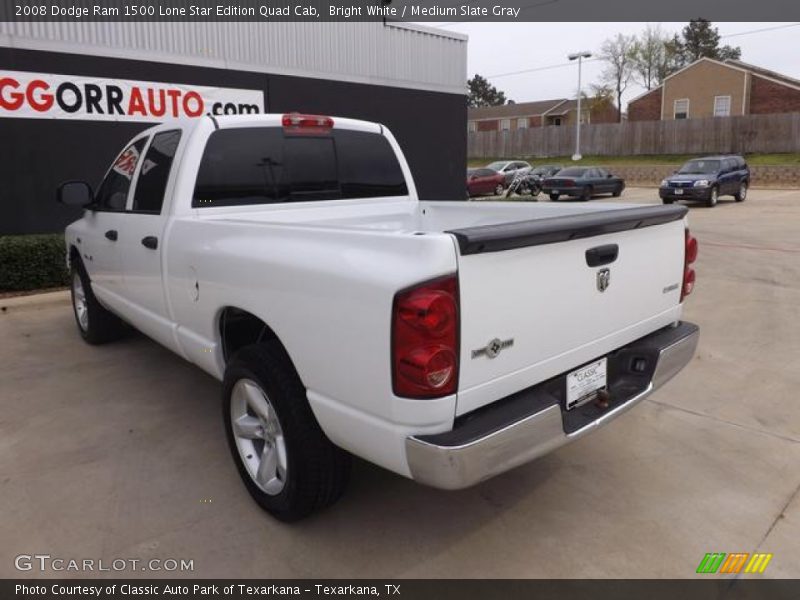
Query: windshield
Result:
<box><xmin>486</xmin><ymin>161</ymin><xmax>508</xmax><ymax>171</ymax></box>
<box><xmin>556</xmin><ymin>167</ymin><xmax>587</xmax><ymax>177</ymax></box>
<box><xmin>679</xmin><ymin>160</ymin><xmax>721</xmax><ymax>175</ymax></box>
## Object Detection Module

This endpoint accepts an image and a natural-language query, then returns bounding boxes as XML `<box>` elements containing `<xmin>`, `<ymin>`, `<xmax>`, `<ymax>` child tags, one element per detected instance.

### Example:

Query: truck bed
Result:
<box><xmin>203</xmin><ymin>200</ymin><xmax>688</xmax><ymax>416</ymax></box>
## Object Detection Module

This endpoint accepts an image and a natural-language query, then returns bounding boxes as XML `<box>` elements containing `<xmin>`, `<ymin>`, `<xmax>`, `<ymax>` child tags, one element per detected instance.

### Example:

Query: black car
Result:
<box><xmin>542</xmin><ymin>167</ymin><xmax>625</xmax><ymax>201</ymax></box>
<box><xmin>659</xmin><ymin>155</ymin><xmax>750</xmax><ymax>207</ymax></box>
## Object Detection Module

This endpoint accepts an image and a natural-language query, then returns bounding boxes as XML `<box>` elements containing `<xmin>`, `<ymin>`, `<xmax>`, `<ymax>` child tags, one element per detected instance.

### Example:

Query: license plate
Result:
<box><xmin>566</xmin><ymin>358</ymin><xmax>607</xmax><ymax>410</ymax></box>
<box><xmin>674</xmin><ymin>189</ymin><xmax>684</xmax><ymax>195</ymax></box>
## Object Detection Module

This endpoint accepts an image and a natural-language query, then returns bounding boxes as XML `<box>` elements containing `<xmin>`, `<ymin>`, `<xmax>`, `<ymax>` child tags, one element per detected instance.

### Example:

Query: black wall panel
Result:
<box><xmin>0</xmin><ymin>47</ymin><xmax>466</xmax><ymax>234</ymax></box>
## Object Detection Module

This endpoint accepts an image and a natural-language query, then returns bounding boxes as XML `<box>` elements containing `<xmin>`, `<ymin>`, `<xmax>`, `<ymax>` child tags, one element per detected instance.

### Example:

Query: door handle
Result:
<box><xmin>104</xmin><ymin>229</ymin><xmax>118</xmax><ymax>241</ymax></box>
<box><xmin>586</xmin><ymin>244</ymin><xmax>619</xmax><ymax>267</ymax></box>
<box><xmin>141</xmin><ymin>236</ymin><xmax>158</xmax><ymax>250</ymax></box>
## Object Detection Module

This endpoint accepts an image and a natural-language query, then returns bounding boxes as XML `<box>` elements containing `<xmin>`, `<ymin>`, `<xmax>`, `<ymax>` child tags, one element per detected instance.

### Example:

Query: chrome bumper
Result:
<box><xmin>405</xmin><ymin>322</ymin><xmax>699</xmax><ymax>490</ymax></box>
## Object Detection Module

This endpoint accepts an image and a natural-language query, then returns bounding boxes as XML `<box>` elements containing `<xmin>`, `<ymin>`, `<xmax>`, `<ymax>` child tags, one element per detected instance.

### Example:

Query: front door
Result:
<box><xmin>83</xmin><ymin>137</ymin><xmax>148</xmax><ymax>305</ymax></box>
<box><xmin>118</xmin><ymin>129</ymin><xmax>183</xmax><ymax>349</ymax></box>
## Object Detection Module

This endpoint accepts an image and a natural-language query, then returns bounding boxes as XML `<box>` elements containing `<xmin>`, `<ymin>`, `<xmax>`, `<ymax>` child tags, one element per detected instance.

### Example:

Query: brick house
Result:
<box><xmin>628</xmin><ymin>58</ymin><xmax>800</xmax><ymax>122</ymax></box>
<box><xmin>468</xmin><ymin>97</ymin><xmax>617</xmax><ymax>132</ymax></box>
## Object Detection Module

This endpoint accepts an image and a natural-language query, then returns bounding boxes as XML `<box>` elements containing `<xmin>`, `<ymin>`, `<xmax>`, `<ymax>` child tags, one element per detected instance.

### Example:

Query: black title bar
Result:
<box><xmin>5</xmin><ymin>580</ymin><xmax>800</xmax><ymax>600</ymax></box>
<box><xmin>3</xmin><ymin>0</ymin><xmax>800</xmax><ymax>22</ymax></box>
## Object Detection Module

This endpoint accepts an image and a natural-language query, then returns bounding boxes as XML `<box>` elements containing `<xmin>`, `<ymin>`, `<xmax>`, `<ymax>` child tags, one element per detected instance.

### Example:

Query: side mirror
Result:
<box><xmin>57</xmin><ymin>181</ymin><xmax>94</xmax><ymax>208</ymax></box>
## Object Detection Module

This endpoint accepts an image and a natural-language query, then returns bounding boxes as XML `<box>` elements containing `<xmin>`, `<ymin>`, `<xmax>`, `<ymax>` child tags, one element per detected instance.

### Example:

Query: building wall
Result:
<box><xmin>661</xmin><ymin>60</ymin><xmax>747</xmax><ymax>120</ymax></box>
<box><xmin>0</xmin><ymin>21</ymin><xmax>467</xmax><ymax>95</ymax></box>
<box><xmin>628</xmin><ymin>88</ymin><xmax>663</xmax><ymax>122</ymax></box>
<box><xmin>588</xmin><ymin>104</ymin><xmax>618</xmax><ymax>124</ymax></box>
<box><xmin>749</xmin><ymin>75</ymin><xmax>800</xmax><ymax>114</ymax></box>
<box><xmin>476</xmin><ymin>119</ymin><xmax>498</xmax><ymax>132</ymax></box>
<box><xmin>0</xmin><ymin>47</ymin><xmax>466</xmax><ymax>235</ymax></box>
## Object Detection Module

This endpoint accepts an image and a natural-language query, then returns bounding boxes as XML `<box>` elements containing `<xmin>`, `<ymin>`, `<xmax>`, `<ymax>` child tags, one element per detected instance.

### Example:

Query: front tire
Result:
<box><xmin>612</xmin><ymin>185</ymin><xmax>623</xmax><ymax>197</ymax></box>
<box><xmin>734</xmin><ymin>182</ymin><xmax>748</xmax><ymax>202</ymax></box>
<box><xmin>223</xmin><ymin>342</ymin><xmax>351</xmax><ymax>522</ymax></box>
<box><xmin>706</xmin><ymin>186</ymin><xmax>719</xmax><ymax>208</ymax></box>
<box><xmin>580</xmin><ymin>186</ymin><xmax>592</xmax><ymax>201</ymax></box>
<box><xmin>549</xmin><ymin>193</ymin><xmax>560</xmax><ymax>201</ymax></box>
<box><xmin>494</xmin><ymin>184</ymin><xmax>505</xmax><ymax>196</ymax></box>
<box><xmin>70</xmin><ymin>259</ymin><xmax>125</xmax><ymax>345</ymax></box>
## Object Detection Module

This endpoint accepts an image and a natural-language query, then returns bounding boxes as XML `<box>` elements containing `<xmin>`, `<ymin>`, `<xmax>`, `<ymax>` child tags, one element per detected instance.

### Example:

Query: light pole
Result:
<box><xmin>568</xmin><ymin>51</ymin><xmax>592</xmax><ymax>161</ymax></box>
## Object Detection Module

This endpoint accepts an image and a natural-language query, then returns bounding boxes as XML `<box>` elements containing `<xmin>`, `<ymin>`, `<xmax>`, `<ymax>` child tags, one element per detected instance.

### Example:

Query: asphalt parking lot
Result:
<box><xmin>1</xmin><ymin>187</ymin><xmax>798</xmax><ymax>579</ymax></box>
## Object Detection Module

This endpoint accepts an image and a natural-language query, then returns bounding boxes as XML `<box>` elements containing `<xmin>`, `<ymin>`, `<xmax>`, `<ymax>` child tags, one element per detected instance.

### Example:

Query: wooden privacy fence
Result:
<box><xmin>468</xmin><ymin>113</ymin><xmax>800</xmax><ymax>158</ymax></box>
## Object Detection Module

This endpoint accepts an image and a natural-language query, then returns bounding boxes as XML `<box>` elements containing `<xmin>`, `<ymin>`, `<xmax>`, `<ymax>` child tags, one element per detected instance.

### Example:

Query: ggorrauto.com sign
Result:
<box><xmin>0</xmin><ymin>69</ymin><xmax>265</xmax><ymax>122</ymax></box>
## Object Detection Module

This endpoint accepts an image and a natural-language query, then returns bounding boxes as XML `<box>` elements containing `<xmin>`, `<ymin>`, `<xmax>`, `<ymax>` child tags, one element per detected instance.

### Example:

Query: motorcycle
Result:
<box><xmin>505</xmin><ymin>168</ymin><xmax>541</xmax><ymax>199</ymax></box>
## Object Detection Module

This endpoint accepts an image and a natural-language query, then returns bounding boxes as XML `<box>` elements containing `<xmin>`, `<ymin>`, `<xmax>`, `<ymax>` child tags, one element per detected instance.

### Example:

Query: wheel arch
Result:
<box><xmin>217</xmin><ymin>306</ymin><xmax>292</xmax><ymax>367</ymax></box>
<box><xmin>68</xmin><ymin>245</ymin><xmax>81</xmax><ymax>270</ymax></box>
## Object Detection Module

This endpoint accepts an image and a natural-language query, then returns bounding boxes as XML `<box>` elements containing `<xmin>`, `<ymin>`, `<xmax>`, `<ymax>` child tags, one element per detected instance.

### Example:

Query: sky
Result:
<box><xmin>427</xmin><ymin>22</ymin><xmax>800</xmax><ymax>110</ymax></box>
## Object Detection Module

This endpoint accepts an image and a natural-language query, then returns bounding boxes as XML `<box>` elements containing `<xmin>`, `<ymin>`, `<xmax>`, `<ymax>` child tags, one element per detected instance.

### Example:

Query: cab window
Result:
<box><xmin>95</xmin><ymin>138</ymin><xmax>147</xmax><ymax>211</ymax></box>
<box><xmin>131</xmin><ymin>130</ymin><xmax>182</xmax><ymax>214</ymax></box>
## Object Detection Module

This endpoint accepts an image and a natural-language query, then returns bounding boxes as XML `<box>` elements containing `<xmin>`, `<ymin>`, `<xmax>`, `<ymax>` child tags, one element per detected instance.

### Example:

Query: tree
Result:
<box><xmin>467</xmin><ymin>74</ymin><xmax>510</xmax><ymax>108</ymax></box>
<box><xmin>598</xmin><ymin>33</ymin><xmax>636</xmax><ymax>123</ymax></box>
<box><xmin>677</xmin><ymin>19</ymin><xmax>741</xmax><ymax>65</ymax></box>
<box><xmin>630</xmin><ymin>25</ymin><xmax>670</xmax><ymax>90</ymax></box>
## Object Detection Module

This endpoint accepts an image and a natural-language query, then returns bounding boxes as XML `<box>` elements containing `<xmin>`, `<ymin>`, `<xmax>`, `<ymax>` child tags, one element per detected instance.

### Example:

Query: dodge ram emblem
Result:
<box><xmin>471</xmin><ymin>337</ymin><xmax>514</xmax><ymax>359</ymax></box>
<box><xmin>597</xmin><ymin>268</ymin><xmax>611</xmax><ymax>292</ymax></box>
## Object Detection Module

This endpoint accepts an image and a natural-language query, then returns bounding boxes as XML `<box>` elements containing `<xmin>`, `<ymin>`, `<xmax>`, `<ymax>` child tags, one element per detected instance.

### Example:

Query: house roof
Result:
<box><xmin>724</xmin><ymin>59</ymin><xmax>800</xmax><ymax>90</ymax></box>
<box><xmin>545</xmin><ymin>99</ymin><xmax>580</xmax><ymax>116</ymax></box>
<box><xmin>468</xmin><ymin>98</ymin><xmax>567</xmax><ymax>120</ymax></box>
<box><xmin>627</xmin><ymin>86</ymin><xmax>662</xmax><ymax>105</ymax></box>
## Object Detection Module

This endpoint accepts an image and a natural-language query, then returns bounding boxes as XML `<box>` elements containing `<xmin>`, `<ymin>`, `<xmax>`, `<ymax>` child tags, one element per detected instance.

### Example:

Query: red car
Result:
<box><xmin>467</xmin><ymin>168</ymin><xmax>505</xmax><ymax>197</ymax></box>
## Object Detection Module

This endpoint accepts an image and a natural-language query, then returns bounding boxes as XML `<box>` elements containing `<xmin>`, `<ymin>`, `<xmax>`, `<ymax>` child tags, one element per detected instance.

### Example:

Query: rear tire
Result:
<box><xmin>580</xmin><ymin>186</ymin><xmax>592</xmax><ymax>201</ymax></box>
<box><xmin>70</xmin><ymin>259</ymin><xmax>126</xmax><ymax>345</ymax></box>
<box><xmin>734</xmin><ymin>182</ymin><xmax>748</xmax><ymax>202</ymax></box>
<box><xmin>706</xmin><ymin>186</ymin><xmax>719</xmax><ymax>208</ymax></box>
<box><xmin>662</xmin><ymin>198</ymin><xmax>675</xmax><ymax>204</ymax></box>
<box><xmin>494</xmin><ymin>184</ymin><xmax>504</xmax><ymax>196</ymax></box>
<box><xmin>223</xmin><ymin>342</ymin><xmax>351</xmax><ymax>522</ymax></box>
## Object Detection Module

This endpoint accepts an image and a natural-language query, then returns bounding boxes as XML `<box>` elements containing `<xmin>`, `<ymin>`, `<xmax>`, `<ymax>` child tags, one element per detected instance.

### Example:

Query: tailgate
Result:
<box><xmin>448</xmin><ymin>205</ymin><xmax>688</xmax><ymax>416</ymax></box>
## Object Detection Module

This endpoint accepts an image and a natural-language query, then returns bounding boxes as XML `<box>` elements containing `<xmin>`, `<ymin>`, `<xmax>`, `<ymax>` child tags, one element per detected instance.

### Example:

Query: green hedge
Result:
<box><xmin>0</xmin><ymin>234</ymin><xmax>69</xmax><ymax>291</ymax></box>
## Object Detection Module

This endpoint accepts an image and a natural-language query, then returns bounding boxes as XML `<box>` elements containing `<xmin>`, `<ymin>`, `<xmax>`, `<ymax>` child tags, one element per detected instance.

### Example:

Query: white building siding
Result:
<box><xmin>0</xmin><ymin>21</ymin><xmax>467</xmax><ymax>95</ymax></box>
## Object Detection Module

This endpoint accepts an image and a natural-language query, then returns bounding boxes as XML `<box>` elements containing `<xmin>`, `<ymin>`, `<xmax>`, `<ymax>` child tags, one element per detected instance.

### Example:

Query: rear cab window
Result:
<box><xmin>193</xmin><ymin>127</ymin><xmax>408</xmax><ymax>208</ymax></box>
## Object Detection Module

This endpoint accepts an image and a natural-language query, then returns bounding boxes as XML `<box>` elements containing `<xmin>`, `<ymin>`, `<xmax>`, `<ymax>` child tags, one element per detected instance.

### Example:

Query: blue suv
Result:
<box><xmin>659</xmin><ymin>155</ymin><xmax>750</xmax><ymax>208</ymax></box>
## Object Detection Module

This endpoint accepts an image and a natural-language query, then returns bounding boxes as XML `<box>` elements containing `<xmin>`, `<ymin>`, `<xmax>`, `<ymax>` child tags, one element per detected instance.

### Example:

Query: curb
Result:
<box><xmin>0</xmin><ymin>289</ymin><xmax>71</xmax><ymax>312</ymax></box>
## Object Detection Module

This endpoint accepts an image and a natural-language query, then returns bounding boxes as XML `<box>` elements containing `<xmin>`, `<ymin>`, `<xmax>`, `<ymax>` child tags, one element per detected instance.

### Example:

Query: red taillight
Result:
<box><xmin>392</xmin><ymin>275</ymin><xmax>459</xmax><ymax>398</ymax></box>
<box><xmin>681</xmin><ymin>228</ymin><xmax>698</xmax><ymax>301</ymax></box>
<box><xmin>282</xmin><ymin>112</ymin><xmax>334</xmax><ymax>132</ymax></box>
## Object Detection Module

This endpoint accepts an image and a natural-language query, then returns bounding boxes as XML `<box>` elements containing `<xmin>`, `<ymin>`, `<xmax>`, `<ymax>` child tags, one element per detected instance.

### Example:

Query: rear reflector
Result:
<box><xmin>392</xmin><ymin>275</ymin><xmax>459</xmax><ymax>399</ymax></box>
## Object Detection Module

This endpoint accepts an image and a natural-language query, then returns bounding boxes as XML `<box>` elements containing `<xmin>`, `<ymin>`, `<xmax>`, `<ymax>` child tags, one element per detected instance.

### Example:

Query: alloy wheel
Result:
<box><xmin>230</xmin><ymin>379</ymin><xmax>288</xmax><ymax>495</ymax></box>
<box><xmin>72</xmin><ymin>272</ymin><xmax>89</xmax><ymax>332</ymax></box>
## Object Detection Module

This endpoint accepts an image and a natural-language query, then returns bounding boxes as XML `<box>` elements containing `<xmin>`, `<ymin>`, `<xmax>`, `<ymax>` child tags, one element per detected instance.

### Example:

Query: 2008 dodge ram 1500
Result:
<box><xmin>59</xmin><ymin>113</ymin><xmax>699</xmax><ymax>521</ymax></box>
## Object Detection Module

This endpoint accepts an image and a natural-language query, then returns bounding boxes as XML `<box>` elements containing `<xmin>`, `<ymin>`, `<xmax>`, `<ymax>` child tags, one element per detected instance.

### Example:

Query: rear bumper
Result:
<box><xmin>405</xmin><ymin>321</ymin><xmax>699</xmax><ymax>490</ymax></box>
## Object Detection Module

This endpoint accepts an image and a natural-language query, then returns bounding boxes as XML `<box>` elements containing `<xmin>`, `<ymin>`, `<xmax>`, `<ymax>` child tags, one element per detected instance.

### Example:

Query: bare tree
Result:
<box><xmin>631</xmin><ymin>25</ymin><xmax>669</xmax><ymax>90</ymax></box>
<box><xmin>598</xmin><ymin>34</ymin><xmax>636</xmax><ymax>123</ymax></box>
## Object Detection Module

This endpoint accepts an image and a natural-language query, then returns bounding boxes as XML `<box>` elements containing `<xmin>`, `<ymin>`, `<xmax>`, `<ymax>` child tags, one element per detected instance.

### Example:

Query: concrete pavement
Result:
<box><xmin>1</xmin><ymin>188</ymin><xmax>798</xmax><ymax>578</ymax></box>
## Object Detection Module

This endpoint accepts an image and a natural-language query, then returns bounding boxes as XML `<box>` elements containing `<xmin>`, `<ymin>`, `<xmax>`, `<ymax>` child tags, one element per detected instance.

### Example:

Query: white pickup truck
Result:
<box><xmin>59</xmin><ymin>113</ymin><xmax>699</xmax><ymax>521</ymax></box>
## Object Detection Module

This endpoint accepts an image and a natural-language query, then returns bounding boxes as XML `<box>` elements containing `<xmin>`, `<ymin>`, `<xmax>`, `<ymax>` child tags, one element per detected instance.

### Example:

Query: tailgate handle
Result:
<box><xmin>586</xmin><ymin>244</ymin><xmax>618</xmax><ymax>267</ymax></box>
